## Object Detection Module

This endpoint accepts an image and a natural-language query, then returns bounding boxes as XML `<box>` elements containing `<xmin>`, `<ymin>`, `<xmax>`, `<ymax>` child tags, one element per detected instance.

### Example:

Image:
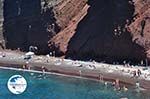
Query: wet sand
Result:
<box><xmin>0</xmin><ymin>50</ymin><xmax>150</xmax><ymax>92</ymax></box>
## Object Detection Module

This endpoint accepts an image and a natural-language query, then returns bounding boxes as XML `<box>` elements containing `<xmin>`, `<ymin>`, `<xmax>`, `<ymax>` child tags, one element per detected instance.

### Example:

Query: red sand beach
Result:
<box><xmin>0</xmin><ymin>50</ymin><xmax>150</xmax><ymax>92</ymax></box>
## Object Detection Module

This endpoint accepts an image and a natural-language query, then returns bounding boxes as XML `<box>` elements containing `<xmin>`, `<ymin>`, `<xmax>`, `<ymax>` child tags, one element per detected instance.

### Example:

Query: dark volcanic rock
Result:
<box><xmin>2</xmin><ymin>0</ymin><xmax>61</xmax><ymax>54</ymax></box>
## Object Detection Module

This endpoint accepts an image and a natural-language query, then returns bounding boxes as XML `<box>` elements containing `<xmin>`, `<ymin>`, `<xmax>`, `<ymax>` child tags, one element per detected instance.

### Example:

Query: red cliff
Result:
<box><xmin>1</xmin><ymin>0</ymin><xmax>150</xmax><ymax>64</ymax></box>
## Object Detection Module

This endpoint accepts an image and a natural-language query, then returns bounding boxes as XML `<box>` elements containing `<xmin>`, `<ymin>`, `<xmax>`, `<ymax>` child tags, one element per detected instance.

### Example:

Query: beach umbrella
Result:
<box><xmin>25</xmin><ymin>52</ymin><xmax>35</xmax><ymax>56</ymax></box>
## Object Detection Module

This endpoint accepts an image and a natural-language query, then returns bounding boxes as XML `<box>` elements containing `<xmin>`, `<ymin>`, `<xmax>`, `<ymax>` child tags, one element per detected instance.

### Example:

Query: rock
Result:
<box><xmin>0</xmin><ymin>0</ymin><xmax>150</xmax><ymax>64</ymax></box>
<box><xmin>1</xmin><ymin>0</ymin><xmax>62</xmax><ymax>53</ymax></box>
<box><xmin>51</xmin><ymin>0</ymin><xmax>150</xmax><ymax>63</ymax></box>
<box><xmin>129</xmin><ymin>0</ymin><xmax>150</xmax><ymax>61</ymax></box>
<box><xmin>65</xmin><ymin>0</ymin><xmax>147</xmax><ymax>63</ymax></box>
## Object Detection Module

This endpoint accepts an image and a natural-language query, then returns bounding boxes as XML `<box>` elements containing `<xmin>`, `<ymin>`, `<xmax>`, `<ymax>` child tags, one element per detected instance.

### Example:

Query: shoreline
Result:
<box><xmin>0</xmin><ymin>50</ymin><xmax>150</xmax><ymax>92</ymax></box>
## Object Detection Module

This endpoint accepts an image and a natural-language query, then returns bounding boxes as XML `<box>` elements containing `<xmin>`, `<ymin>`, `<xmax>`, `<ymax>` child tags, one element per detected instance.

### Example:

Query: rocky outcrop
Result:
<box><xmin>129</xmin><ymin>0</ymin><xmax>150</xmax><ymax>61</ymax></box>
<box><xmin>0</xmin><ymin>0</ymin><xmax>86</xmax><ymax>54</ymax></box>
<box><xmin>2</xmin><ymin>0</ymin><xmax>62</xmax><ymax>54</ymax></box>
<box><xmin>51</xmin><ymin>0</ymin><xmax>149</xmax><ymax>63</ymax></box>
<box><xmin>0</xmin><ymin>0</ymin><xmax>4</xmax><ymax>49</ymax></box>
<box><xmin>48</xmin><ymin>0</ymin><xmax>88</xmax><ymax>56</ymax></box>
<box><xmin>65</xmin><ymin>0</ymin><xmax>147</xmax><ymax>63</ymax></box>
<box><xmin>0</xmin><ymin>0</ymin><xmax>150</xmax><ymax>64</ymax></box>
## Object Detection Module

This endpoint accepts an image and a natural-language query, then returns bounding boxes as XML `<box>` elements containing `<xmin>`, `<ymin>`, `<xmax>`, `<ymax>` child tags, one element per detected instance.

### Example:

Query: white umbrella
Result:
<box><xmin>25</xmin><ymin>52</ymin><xmax>35</xmax><ymax>56</ymax></box>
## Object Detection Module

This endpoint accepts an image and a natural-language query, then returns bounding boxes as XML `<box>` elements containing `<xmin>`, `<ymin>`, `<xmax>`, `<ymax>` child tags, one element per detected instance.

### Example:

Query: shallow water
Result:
<box><xmin>0</xmin><ymin>68</ymin><xmax>149</xmax><ymax>99</ymax></box>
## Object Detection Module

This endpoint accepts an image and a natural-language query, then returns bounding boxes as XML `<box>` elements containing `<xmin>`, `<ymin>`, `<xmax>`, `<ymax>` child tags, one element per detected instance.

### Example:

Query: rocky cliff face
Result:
<box><xmin>0</xmin><ymin>0</ymin><xmax>4</xmax><ymax>50</ymax></box>
<box><xmin>66</xmin><ymin>0</ymin><xmax>140</xmax><ymax>62</ymax></box>
<box><xmin>48</xmin><ymin>0</ymin><xmax>88</xmax><ymax>56</ymax></box>
<box><xmin>50</xmin><ymin>0</ymin><xmax>149</xmax><ymax>64</ymax></box>
<box><xmin>1</xmin><ymin>0</ymin><xmax>62</xmax><ymax>53</ymax></box>
<box><xmin>0</xmin><ymin>0</ymin><xmax>86</xmax><ymax>54</ymax></box>
<box><xmin>129</xmin><ymin>0</ymin><xmax>150</xmax><ymax>62</ymax></box>
<box><xmin>0</xmin><ymin>0</ymin><xmax>150</xmax><ymax>64</ymax></box>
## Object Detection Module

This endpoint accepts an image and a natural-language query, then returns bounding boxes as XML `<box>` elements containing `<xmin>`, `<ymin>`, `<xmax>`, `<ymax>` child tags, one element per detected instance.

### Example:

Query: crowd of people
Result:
<box><xmin>0</xmin><ymin>48</ymin><xmax>148</xmax><ymax>93</ymax></box>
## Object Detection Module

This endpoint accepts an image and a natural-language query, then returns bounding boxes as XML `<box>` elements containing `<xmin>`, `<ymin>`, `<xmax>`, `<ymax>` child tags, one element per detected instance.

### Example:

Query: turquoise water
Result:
<box><xmin>0</xmin><ymin>68</ymin><xmax>149</xmax><ymax>99</ymax></box>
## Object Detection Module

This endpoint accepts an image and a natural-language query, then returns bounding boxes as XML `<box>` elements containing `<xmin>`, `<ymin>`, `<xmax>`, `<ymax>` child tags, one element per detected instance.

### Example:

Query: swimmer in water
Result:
<box><xmin>30</xmin><ymin>73</ymin><xmax>34</xmax><ymax>76</ymax></box>
<box><xmin>104</xmin><ymin>82</ymin><xmax>108</xmax><ymax>90</ymax></box>
<box><xmin>42</xmin><ymin>66</ymin><xmax>46</xmax><ymax>73</ymax></box>
<box><xmin>136</xmin><ymin>81</ymin><xmax>140</xmax><ymax>89</ymax></box>
<box><xmin>123</xmin><ymin>85</ymin><xmax>128</xmax><ymax>91</ymax></box>
<box><xmin>114</xmin><ymin>79</ymin><xmax>120</xmax><ymax>90</ymax></box>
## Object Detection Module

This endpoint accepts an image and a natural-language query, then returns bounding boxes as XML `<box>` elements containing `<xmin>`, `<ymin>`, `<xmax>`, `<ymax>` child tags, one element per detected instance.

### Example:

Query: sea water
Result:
<box><xmin>0</xmin><ymin>68</ymin><xmax>149</xmax><ymax>99</ymax></box>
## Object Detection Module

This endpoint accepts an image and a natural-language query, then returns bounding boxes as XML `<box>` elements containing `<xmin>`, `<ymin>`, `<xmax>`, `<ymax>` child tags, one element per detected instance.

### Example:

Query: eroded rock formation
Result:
<box><xmin>0</xmin><ymin>0</ymin><xmax>150</xmax><ymax>64</ymax></box>
<box><xmin>2</xmin><ymin>0</ymin><xmax>62</xmax><ymax>54</ymax></box>
<box><xmin>65</xmin><ymin>0</ymin><xmax>147</xmax><ymax>63</ymax></box>
<box><xmin>50</xmin><ymin>0</ymin><xmax>149</xmax><ymax>64</ymax></box>
<box><xmin>129</xmin><ymin>0</ymin><xmax>150</xmax><ymax>61</ymax></box>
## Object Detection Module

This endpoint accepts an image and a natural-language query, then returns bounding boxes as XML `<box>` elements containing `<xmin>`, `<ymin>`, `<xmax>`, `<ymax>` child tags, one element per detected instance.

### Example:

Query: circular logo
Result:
<box><xmin>7</xmin><ymin>75</ymin><xmax>27</xmax><ymax>94</ymax></box>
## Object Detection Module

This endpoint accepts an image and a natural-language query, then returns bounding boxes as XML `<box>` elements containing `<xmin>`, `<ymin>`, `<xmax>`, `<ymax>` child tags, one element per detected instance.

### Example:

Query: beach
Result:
<box><xmin>0</xmin><ymin>50</ymin><xmax>150</xmax><ymax>91</ymax></box>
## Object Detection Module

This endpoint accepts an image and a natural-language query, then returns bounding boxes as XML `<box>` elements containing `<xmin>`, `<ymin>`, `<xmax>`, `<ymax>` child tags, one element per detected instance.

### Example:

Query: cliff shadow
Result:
<box><xmin>3</xmin><ymin>0</ymin><xmax>60</xmax><ymax>54</ymax></box>
<box><xmin>66</xmin><ymin>0</ymin><xmax>146</xmax><ymax>64</ymax></box>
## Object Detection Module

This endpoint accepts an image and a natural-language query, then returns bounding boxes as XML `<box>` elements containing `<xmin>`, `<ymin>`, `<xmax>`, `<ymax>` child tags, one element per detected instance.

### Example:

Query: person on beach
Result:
<box><xmin>88</xmin><ymin>65</ymin><xmax>96</xmax><ymax>69</ymax></box>
<box><xmin>137</xmin><ymin>69</ymin><xmax>142</xmax><ymax>77</ymax></box>
<box><xmin>25</xmin><ymin>61</ymin><xmax>30</xmax><ymax>70</ymax></box>
<box><xmin>23</xmin><ymin>64</ymin><xmax>30</xmax><ymax>70</ymax></box>
<box><xmin>46</xmin><ymin>60</ymin><xmax>49</xmax><ymax>63</ymax></box>
<box><xmin>79</xmin><ymin>70</ymin><xmax>82</xmax><ymax>76</ymax></box>
<box><xmin>98</xmin><ymin>73</ymin><xmax>103</xmax><ymax>82</ymax></box>
<box><xmin>22</xmin><ymin>65</ymin><xmax>26</xmax><ymax>69</ymax></box>
<box><xmin>42</xmin><ymin>66</ymin><xmax>46</xmax><ymax>73</ymax></box>
<box><xmin>132</xmin><ymin>70</ymin><xmax>136</xmax><ymax>77</ymax></box>
<box><xmin>27</xmin><ymin>65</ymin><xmax>30</xmax><ymax>70</ymax></box>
